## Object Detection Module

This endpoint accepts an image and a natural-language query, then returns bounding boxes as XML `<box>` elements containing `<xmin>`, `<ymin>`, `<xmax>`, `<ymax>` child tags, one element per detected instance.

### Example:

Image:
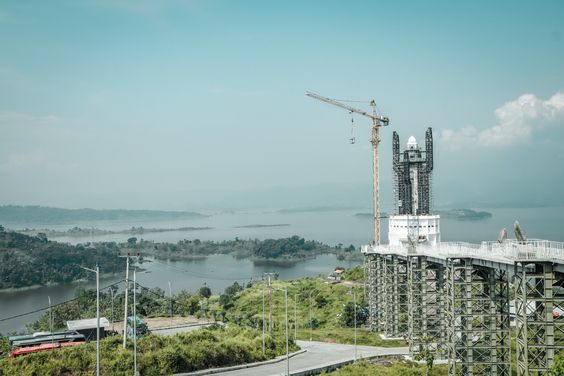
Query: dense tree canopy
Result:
<box><xmin>0</xmin><ymin>229</ymin><xmax>125</xmax><ymax>289</ymax></box>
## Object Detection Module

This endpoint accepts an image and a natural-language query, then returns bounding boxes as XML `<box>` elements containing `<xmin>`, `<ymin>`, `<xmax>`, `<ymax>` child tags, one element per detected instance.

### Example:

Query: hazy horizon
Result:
<box><xmin>1</xmin><ymin>1</ymin><xmax>563</xmax><ymax>213</ymax></box>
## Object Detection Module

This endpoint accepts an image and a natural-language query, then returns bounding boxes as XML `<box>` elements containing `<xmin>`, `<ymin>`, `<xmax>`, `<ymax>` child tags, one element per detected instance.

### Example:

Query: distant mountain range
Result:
<box><xmin>0</xmin><ymin>205</ymin><xmax>205</xmax><ymax>224</ymax></box>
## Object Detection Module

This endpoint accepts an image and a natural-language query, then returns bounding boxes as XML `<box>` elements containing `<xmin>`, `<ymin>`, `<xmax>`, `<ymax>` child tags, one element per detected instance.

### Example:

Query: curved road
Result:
<box><xmin>178</xmin><ymin>340</ymin><xmax>409</xmax><ymax>376</ymax></box>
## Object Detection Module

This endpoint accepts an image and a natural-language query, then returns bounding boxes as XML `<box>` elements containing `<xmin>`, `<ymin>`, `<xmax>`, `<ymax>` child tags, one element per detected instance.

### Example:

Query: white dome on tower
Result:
<box><xmin>406</xmin><ymin>136</ymin><xmax>418</xmax><ymax>150</ymax></box>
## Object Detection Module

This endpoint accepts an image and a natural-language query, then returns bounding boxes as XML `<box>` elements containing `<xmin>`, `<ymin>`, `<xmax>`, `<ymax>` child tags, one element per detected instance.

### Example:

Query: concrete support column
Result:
<box><xmin>446</xmin><ymin>258</ymin><xmax>510</xmax><ymax>376</ymax></box>
<box><xmin>515</xmin><ymin>262</ymin><xmax>564</xmax><ymax>375</ymax></box>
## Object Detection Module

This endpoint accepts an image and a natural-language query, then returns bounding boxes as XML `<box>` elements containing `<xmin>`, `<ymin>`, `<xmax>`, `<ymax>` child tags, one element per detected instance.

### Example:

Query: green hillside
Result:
<box><xmin>0</xmin><ymin>227</ymin><xmax>124</xmax><ymax>289</ymax></box>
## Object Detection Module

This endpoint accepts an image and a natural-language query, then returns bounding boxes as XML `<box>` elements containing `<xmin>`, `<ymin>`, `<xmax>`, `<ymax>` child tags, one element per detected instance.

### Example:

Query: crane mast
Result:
<box><xmin>305</xmin><ymin>91</ymin><xmax>389</xmax><ymax>246</ymax></box>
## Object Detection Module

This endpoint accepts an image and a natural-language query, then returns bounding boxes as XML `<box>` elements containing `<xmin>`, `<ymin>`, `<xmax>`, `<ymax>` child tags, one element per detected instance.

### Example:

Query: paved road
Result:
<box><xmin>179</xmin><ymin>341</ymin><xmax>408</xmax><ymax>376</ymax></box>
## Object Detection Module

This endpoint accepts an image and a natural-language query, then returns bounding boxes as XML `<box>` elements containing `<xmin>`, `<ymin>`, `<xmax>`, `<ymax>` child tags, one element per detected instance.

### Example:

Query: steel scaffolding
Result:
<box><xmin>384</xmin><ymin>255</ymin><xmax>408</xmax><ymax>337</ymax></box>
<box><xmin>376</xmin><ymin>253</ymin><xmax>387</xmax><ymax>332</ymax></box>
<box><xmin>446</xmin><ymin>258</ymin><xmax>510</xmax><ymax>376</ymax></box>
<box><xmin>515</xmin><ymin>262</ymin><xmax>564</xmax><ymax>375</ymax></box>
<box><xmin>366</xmin><ymin>253</ymin><xmax>380</xmax><ymax>331</ymax></box>
<box><xmin>392</xmin><ymin>128</ymin><xmax>433</xmax><ymax>216</ymax></box>
<box><xmin>408</xmin><ymin>256</ymin><xmax>445</xmax><ymax>357</ymax></box>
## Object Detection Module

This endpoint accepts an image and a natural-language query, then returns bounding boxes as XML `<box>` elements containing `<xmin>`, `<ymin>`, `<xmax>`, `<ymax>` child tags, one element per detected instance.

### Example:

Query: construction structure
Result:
<box><xmin>392</xmin><ymin>128</ymin><xmax>433</xmax><ymax>216</ymax></box>
<box><xmin>305</xmin><ymin>95</ymin><xmax>564</xmax><ymax>374</ymax></box>
<box><xmin>305</xmin><ymin>91</ymin><xmax>389</xmax><ymax>246</ymax></box>
<box><xmin>361</xmin><ymin>129</ymin><xmax>564</xmax><ymax>375</ymax></box>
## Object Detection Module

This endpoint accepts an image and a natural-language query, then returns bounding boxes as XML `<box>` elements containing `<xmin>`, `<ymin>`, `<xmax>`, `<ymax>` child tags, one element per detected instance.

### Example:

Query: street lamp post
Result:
<box><xmin>110</xmin><ymin>287</ymin><xmax>115</xmax><ymax>332</ymax></box>
<box><xmin>354</xmin><ymin>291</ymin><xmax>357</xmax><ymax>361</ymax></box>
<box><xmin>348</xmin><ymin>288</ymin><xmax>357</xmax><ymax>362</ymax></box>
<box><xmin>294</xmin><ymin>293</ymin><xmax>297</xmax><ymax>342</ymax></box>
<box><xmin>133</xmin><ymin>268</ymin><xmax>138</xmax><ymax>376</ymax></box>
<box><xmin>262</xmin><ymin>289</ymin><xmax>265</xmax><ymax>357</ymax></box>
<box><xmin>81</xmin><ymin>265</ymin><xmax>100</xmax><ymax>376</ymax></box>
<box><xmin>272</xmin><ymin>287</ymin><xmax>290</xmax><ymax>375</ymax></box>
<box><xmin>121</xmin><ymin>255</ymin><xmax>130</xmax><ymax>349</ymax></box>
<box><xmin>168</xmin><ymin>281</ymin><xmax>173</xmax><ymax>328</ymax></box>
<box><xmin>48</xmin><ymin>296</ymin><xmax>53</xmax><ymax>346</ymax></box>
<box><xmin>284</xmin><ymin>288</ymin><xmax>289</xmax><ymax>376</ymax></box>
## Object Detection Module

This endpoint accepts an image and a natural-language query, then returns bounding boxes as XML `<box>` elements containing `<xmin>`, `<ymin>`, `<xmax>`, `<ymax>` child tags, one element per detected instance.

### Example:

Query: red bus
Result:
<box><xmin>10</xmin><ymin>341</ymin><xmax>84</xmax><ymax>359</ymax></box>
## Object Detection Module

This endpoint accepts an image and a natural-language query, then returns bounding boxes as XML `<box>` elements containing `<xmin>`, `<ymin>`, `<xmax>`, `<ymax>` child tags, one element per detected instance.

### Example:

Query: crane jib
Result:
<box><xmin>304</xmin><ymin>91</ymin><xmax>389</xmax><ymax>125</ymax></box>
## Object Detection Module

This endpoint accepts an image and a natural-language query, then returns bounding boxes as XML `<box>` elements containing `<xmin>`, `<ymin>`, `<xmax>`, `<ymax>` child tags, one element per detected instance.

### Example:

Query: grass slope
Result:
<box><xmin>213</xmin><ymin>276</ymin><xmax>405</xmax><ymax>347</ymax></box>
<box><xmin>0</xmin><ymin>326</ymin><xmax>295</xmax><ymax>376</ymax></box>
<box><xmin>323</xmin><ymin>359</ymin><xmax>448</xmax><ymax>375</ymax></box>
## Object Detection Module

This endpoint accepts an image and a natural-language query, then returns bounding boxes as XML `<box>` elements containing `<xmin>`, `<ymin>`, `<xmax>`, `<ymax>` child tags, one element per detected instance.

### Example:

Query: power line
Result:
<box><xmin>0</xmin><ymin>261</ymin><xmax>262</xmax><ymax>324</ymax></box>
<box><xmin>0</xmin><ymin>280</ymin><xmax>125</xmax><ymax>323</ymax></box>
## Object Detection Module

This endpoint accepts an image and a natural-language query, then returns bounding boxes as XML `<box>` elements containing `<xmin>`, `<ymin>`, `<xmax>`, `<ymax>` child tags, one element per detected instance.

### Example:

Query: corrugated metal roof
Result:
<box><xmin>67</xmin><ymin>317</ymin><xmax>110</xmax><ymax>330</ymax></box>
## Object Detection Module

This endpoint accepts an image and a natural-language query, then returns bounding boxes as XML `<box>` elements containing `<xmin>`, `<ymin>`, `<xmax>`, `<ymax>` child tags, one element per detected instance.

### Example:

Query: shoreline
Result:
<box><xmin>0</xmin><ymin>272</ymin><xmax>121</xmax><ymax>294</ymax></box>
<box><xmin>15</xmin><ymin>226</ymin><xmax>213</xmax><ymax>238</ymax></box>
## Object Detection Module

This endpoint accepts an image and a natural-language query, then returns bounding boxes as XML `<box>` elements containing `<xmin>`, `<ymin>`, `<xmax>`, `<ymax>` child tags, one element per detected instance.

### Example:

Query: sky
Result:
<box><xmin>0</xmin><ymin>0</ymin><xmax>563</xmax><ymax>212</ymax></box>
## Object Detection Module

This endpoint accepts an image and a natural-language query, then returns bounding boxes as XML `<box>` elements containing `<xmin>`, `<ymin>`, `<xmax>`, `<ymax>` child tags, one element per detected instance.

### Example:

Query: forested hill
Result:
<box><xmin>0</xmin><ymin>205</ymin><xmax>205</xmax><ymax>225</ymax></box>
<box><xmin>0</xmin><ymin>227</ymin><xmax>125</xmax><ymax>290</ymax></box>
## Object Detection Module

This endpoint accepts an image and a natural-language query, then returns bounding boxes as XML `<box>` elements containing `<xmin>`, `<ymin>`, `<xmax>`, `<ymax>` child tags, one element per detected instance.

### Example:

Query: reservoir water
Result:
<box><xmin>1</xmin><ymin>207</ymin><xmax>563</xmax><ymax>334</ymax></box>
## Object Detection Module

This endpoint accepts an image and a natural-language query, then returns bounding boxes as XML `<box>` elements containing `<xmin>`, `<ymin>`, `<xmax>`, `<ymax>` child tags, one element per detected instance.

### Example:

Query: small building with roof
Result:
<box><xmin>66</xmin><ymin>317</ymin><xmax>110</xmax><ymax>341</ymax></box>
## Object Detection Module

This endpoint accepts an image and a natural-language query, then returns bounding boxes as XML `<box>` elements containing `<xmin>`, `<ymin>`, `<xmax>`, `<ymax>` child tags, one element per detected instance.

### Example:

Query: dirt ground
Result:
<box><xmin>110</xmin><ymin>316</ymin><xmax>211</xmax><ymax>333</ymax></box>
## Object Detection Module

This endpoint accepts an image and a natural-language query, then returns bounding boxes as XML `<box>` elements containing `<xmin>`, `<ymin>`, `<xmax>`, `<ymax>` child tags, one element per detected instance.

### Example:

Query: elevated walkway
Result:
<box><xmin>362</xmin><ymin>239</ymin><xmax>564</xmax><ymax>375</ymax></box>
<box><xmin>362</xmin><ymin>239</ymin><xmax>564</xmax><ymax>272</ymax></box>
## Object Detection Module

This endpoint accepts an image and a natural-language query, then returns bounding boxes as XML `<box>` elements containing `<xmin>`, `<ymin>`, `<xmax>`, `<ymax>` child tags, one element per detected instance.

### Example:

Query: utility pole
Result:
<box><xmin>48</xmin><ymin>296</ymin><xmax>53</xmax><ymax>346</ymax></box>
<box><xmin>285</xmin><ymin>288</ymin><xmax>289</xmax><ymax>376</ymax></box>
<box><xmin>121</xmin><ymin>255</ymin><xmax>130</xmax><ymax>349</ymax></box>
<box><xmin>110</xmin><ymin>287</ymin><xmax>115</xmax><ymax>332</ymax></box>
<box><xmin>272</xmin><ymin>287</ymin><xmax>290</xmax><ymax>375</ymax></box>
<box><xmin>133</xmin><ymin>268</ymin><xmax>138</xmax><ymax>376</ymax></box>
<box><xmin>264</xmin><ymin>272</ymin><xmax>276</xmax><ymax>332</ymax></box>
<box><xmin>96</xmin><ymin>265</ymin><xmax>100</xmax><ymax>376</ymax></box>
<box><xmin>309</xmin><ymin>291</ymin><xmax>313</xmax><ymax>341</ymax></box>
<box><xmin>80</xmin><ymin>265</ymin><xmax>100</xmax><ymax>376</ymax></box>
<box><xmin>262</xmin><ymin>289</ymin><xmax>265</xmax><ymax>357</ymax></box>
<box><xmin>294</xmin><ymin>293</ymin><xmax>297</xmax><ymax>342</ymax></box>
<box><xmin>353</xmin><ymin>291</ymin><xmax>357</xmax><ymax>362</ymax></box>
<box><xmin>168</xmin><ymin>281</ymin><xmax>173</xmax><ymax>328</ymax></box>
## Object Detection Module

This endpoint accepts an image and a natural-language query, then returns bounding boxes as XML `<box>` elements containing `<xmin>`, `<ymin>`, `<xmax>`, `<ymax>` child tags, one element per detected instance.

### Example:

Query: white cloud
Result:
<box><xmin>441</xmin><ymin>91</ymin><xmax>564</xmax><ymax>149</ymax></box>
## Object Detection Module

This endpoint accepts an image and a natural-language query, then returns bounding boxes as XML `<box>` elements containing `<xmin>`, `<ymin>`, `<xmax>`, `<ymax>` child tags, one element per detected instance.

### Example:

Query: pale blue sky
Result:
<box><xmin>1</xmin><ymin>0</ymin><xmax>563</xmax><ymax>210</ymax></box>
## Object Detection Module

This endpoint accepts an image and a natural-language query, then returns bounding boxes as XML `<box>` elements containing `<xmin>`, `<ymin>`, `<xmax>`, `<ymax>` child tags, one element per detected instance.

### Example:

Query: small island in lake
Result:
<box><xmin>234</xmin><ymin>224</ymin><xmax>290</xmax><ymax>228</ymax></box>
<box><xmin>436</xmin><ymin>208</ymin><xmax>492</xmax><ymax>220</ymax></box>
<box><xmin>17</xmin><ymin>225</ymin><xmax>213</xmax><ymax>238</ymax></box>
<box><xmin>353</xmin><ymin>212</ymin><xmax>389</xmax><ymax>218</ymax></box>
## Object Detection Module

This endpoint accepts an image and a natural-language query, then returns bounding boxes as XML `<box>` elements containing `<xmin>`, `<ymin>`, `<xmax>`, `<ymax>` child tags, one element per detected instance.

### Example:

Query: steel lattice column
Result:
<box><xmin>376</xmin><ymin>254</ymin><xmax>387</xmax><ymax>331</ymax></box>
<box><xmin>366</xmin><ymin>253</ymin><xmax>380</xmax><ymax>331</ymax></box>
<box><xmin>408</xmin><ymin>255</ymin><xmax>426</xmax><ymax>353</ymax></box>
<box><xmin>446</xmin><ymin>258</ymin><xmax>510</xmax><ymax>376</ymax></box>
<box><xmin>515</xmin><ymin>262</ymin><xmax>564</xmax><ymax>375</ymax></box>
<box><xmin>408</xmin><ymin>256</ymin><xmax>445</xmax><ymax>357</ymax></box>
<box><xmin>384</xmin><ymin>255</ymin><xmax>408</xmax><ymax>337</ymax></box>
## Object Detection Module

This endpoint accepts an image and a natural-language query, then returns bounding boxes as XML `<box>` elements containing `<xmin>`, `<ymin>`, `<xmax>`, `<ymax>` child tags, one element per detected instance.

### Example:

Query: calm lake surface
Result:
<box><xmin>1</xmin><ymin>207</ymin><xmax>563</xmax><ymax>334</ymax></box>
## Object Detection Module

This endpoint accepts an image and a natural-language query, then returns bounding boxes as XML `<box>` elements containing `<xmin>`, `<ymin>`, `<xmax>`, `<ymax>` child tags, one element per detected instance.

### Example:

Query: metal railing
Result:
<box><xmin>361</xmin><ymin>239</ymin><xmax>564</xmax><ymax>264</ymax></box>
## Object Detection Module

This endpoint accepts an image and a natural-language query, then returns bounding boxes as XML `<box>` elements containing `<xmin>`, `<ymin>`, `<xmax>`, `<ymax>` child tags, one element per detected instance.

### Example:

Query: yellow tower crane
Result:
<box><xmin>305</xmin><ymin>91</ymin><xmax>389</xmax><ymax>246</ymax></box>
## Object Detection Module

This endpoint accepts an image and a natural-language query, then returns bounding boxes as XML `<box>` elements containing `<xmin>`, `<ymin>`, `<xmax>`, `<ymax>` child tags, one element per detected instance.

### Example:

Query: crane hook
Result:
<box><xmin>349</xmin><ymin>112</ymin><xmax>356</xmax><ymax>144</ymax></box>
